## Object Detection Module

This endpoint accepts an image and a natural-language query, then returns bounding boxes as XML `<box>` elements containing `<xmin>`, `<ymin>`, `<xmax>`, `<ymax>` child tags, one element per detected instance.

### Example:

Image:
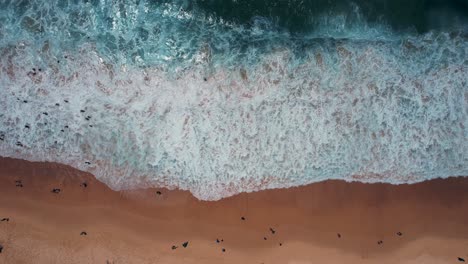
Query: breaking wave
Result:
<box><xmin>0</xmin><ymin>0</ymin><xmax>467</xmax><ymax>200</ymax></box>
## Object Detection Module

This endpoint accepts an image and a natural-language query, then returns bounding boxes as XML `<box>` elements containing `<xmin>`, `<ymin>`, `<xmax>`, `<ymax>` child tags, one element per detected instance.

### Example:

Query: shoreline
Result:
<box><xmin>1</xmin><ymin>157</ymin><xmax>467</xmax><ymax>263</ymax></box>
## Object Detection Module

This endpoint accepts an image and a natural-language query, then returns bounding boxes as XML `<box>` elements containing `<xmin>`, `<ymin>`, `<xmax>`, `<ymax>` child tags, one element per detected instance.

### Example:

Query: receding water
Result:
<box><xmin>0</xmin><ymin>0</ymin><xmax>467</xmax><ymax>200</ymax></box>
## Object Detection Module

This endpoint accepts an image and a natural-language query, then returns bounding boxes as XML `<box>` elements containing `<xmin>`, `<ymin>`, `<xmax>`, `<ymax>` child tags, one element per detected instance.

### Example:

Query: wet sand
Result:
<box><xmin>0</xmin><ymin>157</ymin><xmax>467</xmax><ymax>264</ymax></box>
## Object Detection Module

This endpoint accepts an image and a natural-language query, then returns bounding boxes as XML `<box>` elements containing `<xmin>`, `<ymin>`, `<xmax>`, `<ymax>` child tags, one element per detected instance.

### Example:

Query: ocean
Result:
<box><xmin>0</xmin><ymin>0</ymin><xmax>467</xmax><ymax>200</ymax></box>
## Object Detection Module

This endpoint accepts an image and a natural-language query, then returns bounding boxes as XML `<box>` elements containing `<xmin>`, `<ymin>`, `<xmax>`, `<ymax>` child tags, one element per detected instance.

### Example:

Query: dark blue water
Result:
<box><xmin>0</xmin><ymin>0</ymin><xmax>467</xmax><ymax>200</ymax></box>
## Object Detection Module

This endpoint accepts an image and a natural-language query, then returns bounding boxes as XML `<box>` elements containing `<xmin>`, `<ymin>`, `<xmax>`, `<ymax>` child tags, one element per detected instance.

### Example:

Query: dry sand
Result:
<box><xmin>0</xmin><ymin>157</ymin><xmax>467</xmax><ymax>264</ymax></box>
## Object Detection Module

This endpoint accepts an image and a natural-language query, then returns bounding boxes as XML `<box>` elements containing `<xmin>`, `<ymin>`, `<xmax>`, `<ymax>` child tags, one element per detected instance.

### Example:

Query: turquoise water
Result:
<box><xmin>0</xmin><ymin>0</ymin><xmax>467</xmax><ymax>200</ymax></box>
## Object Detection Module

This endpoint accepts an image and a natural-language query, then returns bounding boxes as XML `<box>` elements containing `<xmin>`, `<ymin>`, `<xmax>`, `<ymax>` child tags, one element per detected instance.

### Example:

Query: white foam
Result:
<box><xmin>0</xmin><ymin>33</ymin><xmax>467</xmax><ymax>200</ymax></box>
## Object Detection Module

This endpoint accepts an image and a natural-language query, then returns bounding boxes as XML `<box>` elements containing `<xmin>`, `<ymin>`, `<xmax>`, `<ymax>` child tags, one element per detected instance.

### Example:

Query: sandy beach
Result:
<box><xmin>0</xmin><ymin>156</ymin><xmax>467</xmax><ymax>264</ymax></box>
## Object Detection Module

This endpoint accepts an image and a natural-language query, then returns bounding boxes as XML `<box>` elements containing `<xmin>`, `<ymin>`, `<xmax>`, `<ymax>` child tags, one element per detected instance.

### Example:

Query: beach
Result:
<box><xmin>0</xmin><ymin>157</ymin><xmax>467</xmax><ymax>263</ymax></box>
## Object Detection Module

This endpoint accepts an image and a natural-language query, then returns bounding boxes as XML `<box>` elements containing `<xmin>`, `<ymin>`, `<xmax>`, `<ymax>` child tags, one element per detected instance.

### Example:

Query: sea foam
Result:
<box><xmin>0</xmin><ymin>1</ymin><xmax>467</xmax><ymax>200</ymax></box>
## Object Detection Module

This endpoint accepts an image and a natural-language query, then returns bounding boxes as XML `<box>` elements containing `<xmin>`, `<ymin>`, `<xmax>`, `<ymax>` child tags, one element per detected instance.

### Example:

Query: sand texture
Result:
<box><xmin>0</xmin><ymin>157</ymin><xmax>467</xmax><ymax>264</ymax></box>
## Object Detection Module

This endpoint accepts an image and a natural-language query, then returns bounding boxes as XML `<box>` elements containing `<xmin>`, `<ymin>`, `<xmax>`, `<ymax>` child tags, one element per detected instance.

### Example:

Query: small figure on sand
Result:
<box><xmin>397</xmin><ymin>232</ymin><xmax>402</xmax><ymax>236</ymax></box>
<box><xmin>269</xmin><ymin>227</ymin><xmax>276</xmax><ymax>234</ymax></box>
<box><xmin>171</xmin><ymin>245</ymin><xmax>178</xmax><ymax>250</ymax></box>
<box><xmin>1</xmin><ymin>218</ymin><xmax>9</xmax><ymax>222</ymax></box>
<box><xmin>80</xmin><ymin>182</ymin><xmax>88</xmax><ymax>188</ymax></box>
<box><xmin>458</xmin><ymin>257</ymin><xmax>465</xmax><ymax>262</ymax></box>
<box><xmin>182</xmin><ymin>242</ymin><xmax>189</xmax><ymax>248</ymax></box>
<box><xmin>80</xmin><ymin>231</ymin><xmax>87</xmax><ymax>236</ymax></box>
<box><xmin>377</xmin><ymin>240</ymin><xmax>383</xmax><ymax>245</ymax></box>
<box><xmin>241</xmin><ymin>216</ymin><xmax>245</xmax><ymax>221</ymax></box>
<box><xmin>156</xmin><ymin>191</ymin><xmax>162</xmax><ymax>195</ymax></box>
<box><xmin>337</xmin><ymin>233</ymin><xmax>341</xmax><ymax>238</ymax></box>
<box><xmin>51</xmin><ymin>188</ymin><xmax>61</xmax><ymax>194</ymax></box>
<box><xmin>15</xmin><ymin>180</ymin><xmax>23</xmax><ymax>187</ymax></box>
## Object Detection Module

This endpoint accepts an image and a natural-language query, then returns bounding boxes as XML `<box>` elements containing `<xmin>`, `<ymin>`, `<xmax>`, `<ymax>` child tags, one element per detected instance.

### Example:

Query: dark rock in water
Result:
<box><xmin>23</xmin><ymin>100</ymin><xmax>28</xmax><ymax>103</ymax></box>
<box><xmin>171</xmin><ymin>245</ymin><xmax>178</xmax><ymax>250</ymax></box>
<box><xmin>55</xmin><ymin>103</ymin><xmax>60</xmax><ymax>106</ymax></box>
<box><xmin>64</xmin><ymin>100</ymin><xmax>69</xmax><ymax>103</ymax></box>
<box><xmin>85</xmin><ymin>161</ymin><xmax>91</xmax><ymax>165</ymax></box>
<box><xmin>16</xmin><ymin>141</ymin><xmax>23</xmax><ymax>147</ymax></box>
<box><xmin>80</xmin><ymin>231</ymin><xmax>87</xmax><ymax>236</ymax></box>
<box><xmin>42</xmin><ymin>112</ymin><xmax>48</xmax><ymax>115</ymax></box>
<box><xmin>25</xmin><ymin>125</ymin><xmax>30</xmax><ymax>129</ymax></box>
<box><xmin>51</xmin><ymin>188</ymin><xmax>61</xmax><ymax>194</ymax></box>
<box><xmin>203</xmin><ymin>77</ymin><xmax>207</xmax><ymax>81</ymax></box>
<box><xmin>458</xmin><ymin>257</ymin><xmax>465</xmax><ymax>262</ymax></box>
<box><xmin>80</xmin><ymin>110</ymin><xmax>85</xmax><ymax>113</ymax></box>
<box><xmin>182</xmin><ymin>241</ymin><xmax>189</xmax><ymax>248</ymax></box>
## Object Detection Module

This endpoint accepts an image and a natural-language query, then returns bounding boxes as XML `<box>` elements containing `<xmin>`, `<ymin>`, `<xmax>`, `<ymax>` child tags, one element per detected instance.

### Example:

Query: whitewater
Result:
<box><xmin>0</xmin><ymin>0</ymin><xmax>467</xmax><ymax>200</ymax></box>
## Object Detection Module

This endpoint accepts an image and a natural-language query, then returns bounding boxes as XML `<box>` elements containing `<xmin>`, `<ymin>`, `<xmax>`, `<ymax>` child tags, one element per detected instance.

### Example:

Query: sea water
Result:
<box><xmin>0</xmin><ymin>0</ymin><xmax>467</xmax><ymax>200</ymax></box>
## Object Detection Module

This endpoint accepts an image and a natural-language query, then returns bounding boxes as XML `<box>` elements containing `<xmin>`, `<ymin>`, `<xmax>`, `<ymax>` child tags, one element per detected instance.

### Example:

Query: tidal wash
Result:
<box><xmin>0</xmin><ymin>0</ymin><xmax>467</xmax><ymax>200</ymax></box>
